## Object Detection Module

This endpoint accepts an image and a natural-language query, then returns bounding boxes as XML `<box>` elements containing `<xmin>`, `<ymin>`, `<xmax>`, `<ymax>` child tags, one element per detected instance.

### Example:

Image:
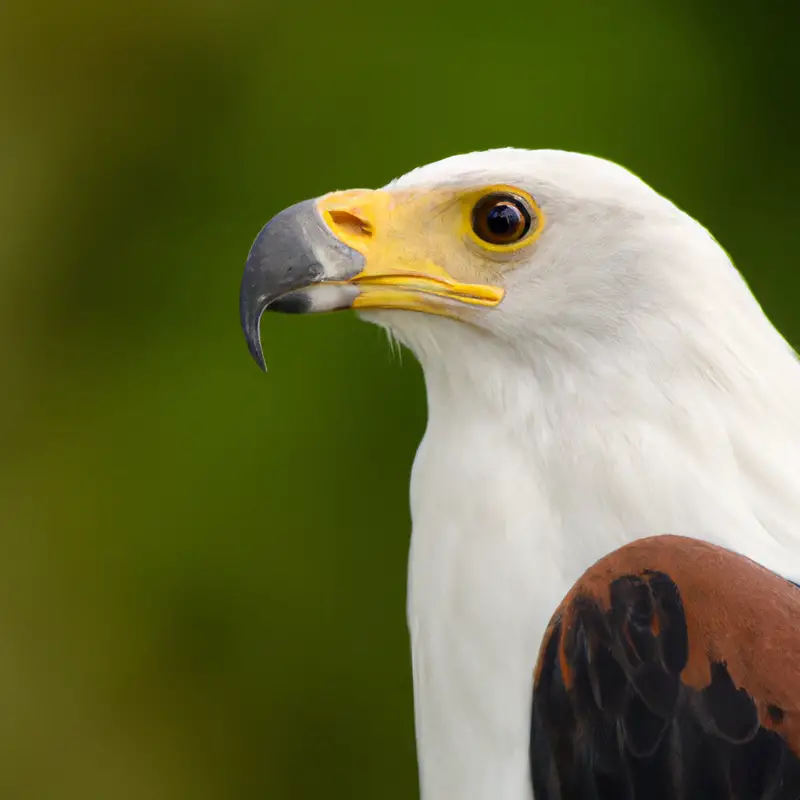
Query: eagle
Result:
<box><xmin>239</xmin><ymin>149</ymin><xmax>800</xmax><ymax>799</ymax></box>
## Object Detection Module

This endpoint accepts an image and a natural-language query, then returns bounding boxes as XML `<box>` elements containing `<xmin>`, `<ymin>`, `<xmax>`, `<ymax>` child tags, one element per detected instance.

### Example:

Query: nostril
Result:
<box><xmin>326</xmin><ymin>209</ymin><xmax>373</xmax><ymax>239</ymax></box>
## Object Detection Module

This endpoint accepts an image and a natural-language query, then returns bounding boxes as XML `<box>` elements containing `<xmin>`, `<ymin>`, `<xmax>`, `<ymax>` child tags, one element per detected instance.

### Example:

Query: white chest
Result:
<box><xmin>406</xmin><ymin>421</ymin><xmax>571</xmax><ymax>800</ymax></box>
<box><xmin>404</xmin><ymin>400</ymin><xmax>800</xmax><ymax>800</ymax></box>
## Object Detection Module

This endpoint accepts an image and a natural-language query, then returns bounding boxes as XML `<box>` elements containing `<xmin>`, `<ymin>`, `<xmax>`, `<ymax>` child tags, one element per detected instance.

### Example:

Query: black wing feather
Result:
<box><xmin>530</xmin><ymin>568</ymin><xmax>800</xmax><ymax>800</ymax></box>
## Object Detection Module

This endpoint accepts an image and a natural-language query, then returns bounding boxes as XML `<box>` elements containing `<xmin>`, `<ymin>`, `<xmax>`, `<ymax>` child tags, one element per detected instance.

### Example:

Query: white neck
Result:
<box><xmin>397</xmin><ymin>314</ymin><xmax>800</xmax><ymax>800</ymax></box>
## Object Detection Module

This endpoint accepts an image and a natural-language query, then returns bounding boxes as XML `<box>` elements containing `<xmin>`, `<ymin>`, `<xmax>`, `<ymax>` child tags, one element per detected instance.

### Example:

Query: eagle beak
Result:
<box><xmin>239</xmin><ymin>198</ymin><xmax>365</xmax><ymax>370</ymax></box>
<box><xmin>239</xmin><ymin>190</ymin><xmax>504</xmax><ymax>371</ymax></box>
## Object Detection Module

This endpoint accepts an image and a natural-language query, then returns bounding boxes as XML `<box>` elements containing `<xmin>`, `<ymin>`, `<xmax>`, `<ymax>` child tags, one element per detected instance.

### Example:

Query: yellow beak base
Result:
<box><xmin>316</xmin><ymin>190</ymin><xmax>505</xmax><ymax>314</ymax></box>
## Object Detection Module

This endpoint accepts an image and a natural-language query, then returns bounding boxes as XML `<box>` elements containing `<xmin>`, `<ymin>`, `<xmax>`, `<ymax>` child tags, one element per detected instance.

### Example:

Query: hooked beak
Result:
<box><xmin>239</xmin><ymin>190</ymin><xmax>504</xmax><ymax>371</ymax></box>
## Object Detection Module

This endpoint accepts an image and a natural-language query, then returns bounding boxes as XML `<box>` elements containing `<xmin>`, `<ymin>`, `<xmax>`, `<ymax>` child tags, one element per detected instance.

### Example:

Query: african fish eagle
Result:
<box><xmin>239</xmin><ymin>149</ymin><xmax>800</xmax><ymax>799</ymax></box>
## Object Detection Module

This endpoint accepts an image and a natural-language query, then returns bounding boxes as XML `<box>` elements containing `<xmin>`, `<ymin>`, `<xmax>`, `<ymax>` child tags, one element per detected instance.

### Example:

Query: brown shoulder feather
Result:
<box><xmin>531</xmin><ymin>535</ymin><xmax>800</xmax><ymax>799</ymax></box>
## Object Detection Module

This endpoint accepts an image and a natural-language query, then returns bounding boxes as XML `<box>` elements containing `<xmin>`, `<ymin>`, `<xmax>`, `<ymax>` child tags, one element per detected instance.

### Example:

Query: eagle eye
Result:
<box><xmin>471</xmin><ymin>193</ymin><xmax>533</xmax><ymax>246</ymax></box>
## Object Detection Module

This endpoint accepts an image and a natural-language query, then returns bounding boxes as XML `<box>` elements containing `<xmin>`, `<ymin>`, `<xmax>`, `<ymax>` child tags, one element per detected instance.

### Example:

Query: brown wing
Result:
<box><xmin>530</xmin><ymin>535</ymin><xmax>800</xmax><ymax>799</ymax></box>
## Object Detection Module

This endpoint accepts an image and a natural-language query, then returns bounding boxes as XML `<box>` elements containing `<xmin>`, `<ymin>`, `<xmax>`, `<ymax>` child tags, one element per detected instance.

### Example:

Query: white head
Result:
<box><xmin>241</xmin><ymin>148</ymin><xmax>796</xmax><ymax>407</ymax></box>
<box><xmin>383</xmin><ymin>150</ymin><xmax>786</xmax><ymax>386</ymax></box>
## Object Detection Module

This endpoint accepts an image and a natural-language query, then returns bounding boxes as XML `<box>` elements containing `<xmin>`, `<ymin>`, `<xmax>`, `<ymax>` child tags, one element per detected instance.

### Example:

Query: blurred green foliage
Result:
<box><xmin>1</xmin><ymin>0</ymin><xmax>798</xmax><ymax>797</ymax></box>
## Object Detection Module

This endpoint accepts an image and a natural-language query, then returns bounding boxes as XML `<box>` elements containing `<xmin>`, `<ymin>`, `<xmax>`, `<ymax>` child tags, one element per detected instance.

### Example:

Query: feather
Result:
<box><xmin>531</xmin><ymin>535</ymin><xmax>800</xmax><ymax>799</ymax></box>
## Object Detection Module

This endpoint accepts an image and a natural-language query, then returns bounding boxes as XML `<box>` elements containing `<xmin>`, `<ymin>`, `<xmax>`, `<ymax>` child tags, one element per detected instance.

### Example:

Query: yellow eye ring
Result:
<box><xmin>464</xmin><ymin>187</ymin><xmax>543</xmax><ymax>253</ymax></box>
<box><xmin>472</xmin><ymin>193</ymin><xmax>532</xmax><ymax>245</ymax></box>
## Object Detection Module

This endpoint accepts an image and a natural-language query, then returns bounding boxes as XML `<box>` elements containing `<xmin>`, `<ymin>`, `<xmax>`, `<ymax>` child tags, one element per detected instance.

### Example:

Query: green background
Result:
<box><xmin>2</xmin><ymin>1</ymin><xmax>798</xmax><ymax>797</ymax></box>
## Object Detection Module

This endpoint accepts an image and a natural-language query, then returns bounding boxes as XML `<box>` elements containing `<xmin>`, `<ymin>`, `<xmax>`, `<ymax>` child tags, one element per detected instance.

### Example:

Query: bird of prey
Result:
<box><xmin>239</xmin><ymin>149</ymin><xmax>800</xmax><ymax>799</ymax></box>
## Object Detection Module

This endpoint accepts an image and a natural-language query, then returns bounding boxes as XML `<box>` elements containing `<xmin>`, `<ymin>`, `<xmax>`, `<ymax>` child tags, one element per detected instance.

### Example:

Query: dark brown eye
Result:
<box><xmin>472</xmin><ymin>193</ymin><xmax>532</xmax><ymax>245</ymax></box>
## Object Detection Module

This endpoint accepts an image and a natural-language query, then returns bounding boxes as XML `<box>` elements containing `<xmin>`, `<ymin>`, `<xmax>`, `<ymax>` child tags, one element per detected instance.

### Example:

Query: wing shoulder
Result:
<box><xmin>531</xmin><ymin>534</ymin><xmax>800</xmax><ymax>799</ymax></box>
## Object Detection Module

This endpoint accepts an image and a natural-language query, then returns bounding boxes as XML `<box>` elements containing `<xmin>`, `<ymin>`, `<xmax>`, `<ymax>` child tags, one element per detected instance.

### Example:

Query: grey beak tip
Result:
<box><xmin>239</xmin><ymin>198</ymin><xmax>364</xmax><ymax>371</ymax></box>
<box><xmin>248</xmin><ymin>334</ymin><xmax>268</xmax><ymax>372</ymax></box>
<box><xmin>240</xmin><ymin>281</ymin><xmax>268</xmax><ymax>372</ymax></box>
